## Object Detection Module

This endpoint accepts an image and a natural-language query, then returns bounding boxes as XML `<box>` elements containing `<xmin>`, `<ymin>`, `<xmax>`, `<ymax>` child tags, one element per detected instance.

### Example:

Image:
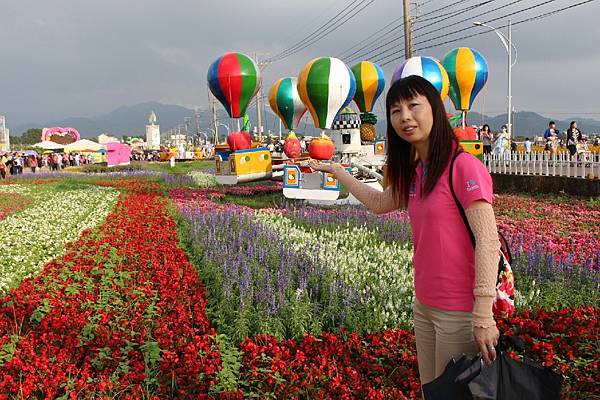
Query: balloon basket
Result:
<box><xmin>215</xmin><ymin>147</ymin><xmax>274</xmax><ymax>185</ymax></box>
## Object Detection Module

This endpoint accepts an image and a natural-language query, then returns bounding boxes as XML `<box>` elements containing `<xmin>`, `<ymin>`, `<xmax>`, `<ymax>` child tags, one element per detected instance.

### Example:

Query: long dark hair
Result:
<box><xmin>386</xmin><ymin>75</ymin><xmax>458</xmax><ymax>207</ymax></box>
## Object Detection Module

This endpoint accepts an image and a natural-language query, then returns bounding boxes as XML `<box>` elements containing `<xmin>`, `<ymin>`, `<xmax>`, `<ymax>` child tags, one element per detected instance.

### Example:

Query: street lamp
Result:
<box><xmin>473</xmin><ymin>20</ymin><xmax>517</xmax><ymax>141</ymax></box>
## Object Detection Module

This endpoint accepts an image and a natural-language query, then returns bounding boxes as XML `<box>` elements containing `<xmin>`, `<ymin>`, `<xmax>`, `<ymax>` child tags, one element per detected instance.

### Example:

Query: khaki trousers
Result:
<box><xmin>413</xmin><ymin>298</ymin><xmax>478</xmax><ymax>386</ymax></box>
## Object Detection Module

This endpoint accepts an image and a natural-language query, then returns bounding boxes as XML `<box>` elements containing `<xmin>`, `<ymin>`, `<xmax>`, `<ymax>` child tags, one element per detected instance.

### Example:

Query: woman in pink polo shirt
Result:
<box><xmin>310</xmin><ymin>75</ymin><xmax>500</xmax><ymax>387</ymax></box>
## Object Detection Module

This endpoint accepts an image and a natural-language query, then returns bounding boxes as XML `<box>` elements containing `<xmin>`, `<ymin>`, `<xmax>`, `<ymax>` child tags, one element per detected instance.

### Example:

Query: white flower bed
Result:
<box><xmin>0</xmin><ymin>186</ymin><xmax>119</xmax><ymax>294</ymax></box>
<box><xmin>0</xmin><ymin>184</ymin><xmax>31</xmax><ymax>195</ymax></box>
<box><xmin>255</xmin><ymin>210</ymin><xmax>415</xmax><ymax>328</ymax></box>
<box><xmin>188</xmin><ymin>171</ymin><xmax>217</xmax><ymax>188</ymax></box>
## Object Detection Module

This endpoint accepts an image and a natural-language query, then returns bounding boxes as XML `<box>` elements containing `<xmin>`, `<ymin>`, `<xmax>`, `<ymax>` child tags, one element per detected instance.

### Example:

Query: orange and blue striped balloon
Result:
<box><xmin>268</xmin><ymin>77</ymin><xmax>306</xmax><ymax>131</ymax></box>
<box><xmin>351</xmin><ymin>61</ymin><xmax>385</xmax><ymax>113</ymax></box>
<box><xmin>442</xmin><ymin>47</ymin><xmax>488</xmax><ymax>111</ymax></box>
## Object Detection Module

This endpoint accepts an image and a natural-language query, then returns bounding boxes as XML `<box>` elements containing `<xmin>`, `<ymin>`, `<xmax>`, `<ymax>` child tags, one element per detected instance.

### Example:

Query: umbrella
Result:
<box><xmin>24</xmin><ymin>150</ymin><xmax>38</xmax><ymax>156</ymax></box>
<box><xmin>96</xmin><ymin>149</ymin><xmax>108</xmax><ymax>154</ymax></box>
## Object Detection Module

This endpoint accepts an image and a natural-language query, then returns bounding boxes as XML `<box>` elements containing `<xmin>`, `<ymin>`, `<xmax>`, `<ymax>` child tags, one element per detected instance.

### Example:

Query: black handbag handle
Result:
<box><xmin>454</xmin><ymin>335</ymin><xmax>526</xmax><ymax>384</ymax></box>
<box><xmin>448</xmin><ymin>150</ymin><xmax>477</xmax><ymax>248</ymax></box>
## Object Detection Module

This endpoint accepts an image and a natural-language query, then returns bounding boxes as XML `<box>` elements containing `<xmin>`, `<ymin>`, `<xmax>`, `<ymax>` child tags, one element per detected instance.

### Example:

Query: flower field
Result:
<box><xmin>0</xmin><ymin>183</ymin><xmax>118</xmax><ymax>294</ymax></box>
<box><xmin>0</xmin><ymin>174</ymin><xmax>598</xmax><ymax>399</ymax></box>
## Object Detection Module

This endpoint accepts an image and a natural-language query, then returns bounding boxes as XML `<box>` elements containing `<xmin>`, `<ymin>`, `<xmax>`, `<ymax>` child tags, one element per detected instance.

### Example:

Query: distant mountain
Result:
<box><xmin>10</xmin><ymin>102</ymin><xmax>600</xmax><ymax>141</ymax></box>
<box><xmin>444</xmin><ymin>111</ymin><xmax>600</xmax><ymax>138</ymax></box>
<box><xmin>10</xmin><ymin>102</ymin><xmax>207</xmax><ymax>139</ymax></box>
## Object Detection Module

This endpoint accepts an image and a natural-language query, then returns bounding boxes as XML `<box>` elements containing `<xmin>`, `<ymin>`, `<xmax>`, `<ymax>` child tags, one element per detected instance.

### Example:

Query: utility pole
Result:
<box><xmin>253</xmin><ymin>52</ymin><xmax>270</xmax><ymax>143</ymax></box>
<box><xmin>403</xmin><ymin>0</ymin><xmax>413</xmax><ymax>58</ymax></box>
<box><xmin>194</xmin><ymin>106</ymin><xmax>201</xmax><ymax>142</ymax></box>
<box><xmin>253</xmin><ymin>52</ymin><xmax>264</xmax><ymax>143</ymax></box>
<box><xmin>210</xmin><ymin>94</ymin><xmax>219</xmax><ymax>144</ymax></box>
<box><xmin>507</xmin><ymin>19</ymin><xmax>513</xmax><ymax>142</ymax></box>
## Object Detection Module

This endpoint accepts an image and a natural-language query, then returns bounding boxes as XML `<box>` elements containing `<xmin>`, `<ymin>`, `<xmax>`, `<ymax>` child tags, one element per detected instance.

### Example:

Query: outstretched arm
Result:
<box><xmin>309</xmin><ymin>160</ymin><xmax>402</xmax><ymax>214</ymax></box>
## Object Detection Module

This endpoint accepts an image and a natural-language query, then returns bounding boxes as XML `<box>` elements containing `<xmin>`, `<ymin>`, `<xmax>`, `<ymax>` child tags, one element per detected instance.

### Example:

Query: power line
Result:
<box><xmin>415</xmin><ymin>0</ymin><xmax>475</xmax><ymax>20</ymax></box>
<box><xmin>336</xmin><ymin>17</ymin><xmax>401</xmax><ymax>59</ymax></box>
<box><xmin>338</xmin><ymin>0</ymin><xmax>478</xmax><ymax>62</ymax></box>
<box><xmin>375</xmin><ymin>0</ymin><xmax>560</xmax><ymax>66</ymax></box>
<box><xmin>267</xmin><ymin>0</ymin><xmax>376</xmax><ymax>63</ymax></box>
<box><xmin>413</xmin><ymin>0</ymin><xmax>505</xmax><ymax>37</ymax></box>
<box><xmin>372</xmin><ymin>0</ymin><xmax>525</xmax><ymax>65</ymax></box>
<box><xmin>268</xmin><ymin>0</ymin><xmax>365</xmax><ymax>62</ymax></box>
<box><xmin>342</xmin><ymin>0</ymin><xmax>498</xmax><ymax>64</ymax></box>
<box><xmin>413</xmin><ymin>0</ymin><xmax>560</xmax><ymax>48</ymax></box>
<box><xmin>379</xmin><ymin>0</ymin><xmax>596</xmax><ymax>66</ymax></box>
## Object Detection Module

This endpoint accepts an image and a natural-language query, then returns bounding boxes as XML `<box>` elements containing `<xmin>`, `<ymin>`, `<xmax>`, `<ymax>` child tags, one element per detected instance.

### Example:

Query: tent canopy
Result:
<box><xmin>63</xmin><ymin>139</ymin><xmax>104</xmax><ymax>153</ymax></box>
<box><xmin>33</xmin><ymin>141</ymin><xmax>64</xmax><ymax>150</ymax></box>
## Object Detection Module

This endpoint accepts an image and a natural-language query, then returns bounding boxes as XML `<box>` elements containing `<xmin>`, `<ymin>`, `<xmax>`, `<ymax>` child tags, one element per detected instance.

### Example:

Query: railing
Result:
<box><xmin>484</xmin><ymin>152</ymin><xmax>600</xmax><ymax>178</ymax></box>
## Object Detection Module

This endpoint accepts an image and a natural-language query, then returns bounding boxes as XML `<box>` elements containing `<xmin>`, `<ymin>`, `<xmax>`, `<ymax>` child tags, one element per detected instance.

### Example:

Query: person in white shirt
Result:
<box><xmin>524</xmin><ymin>137</ymin><xmax>532</xmax><ymax>154</ymax></box>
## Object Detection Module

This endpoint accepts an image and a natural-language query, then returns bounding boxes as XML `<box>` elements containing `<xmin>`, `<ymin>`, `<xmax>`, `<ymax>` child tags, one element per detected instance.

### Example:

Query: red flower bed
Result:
<box><xmin>233</xmin><ymin>307</ymin><xmax>598</xmax><ymax>399</ymax></box>
<box><xmin>498</xmin><ymin>306</ymin><xmax>599</xmax><ymax>397</ymax></box>
<box><xmin>236</xmin><ymin>330</ymin><xmax>421</xmax><ymax>399</ymax></box>
<box><xmin>0</xmin><ymin>193</ymin><xmax>31</xmax><ymax>221</ymax></box>
<box><xmin>0</xmin><ymin>182</ymin><xmax>221</xmax><ymax>398</ymax></box>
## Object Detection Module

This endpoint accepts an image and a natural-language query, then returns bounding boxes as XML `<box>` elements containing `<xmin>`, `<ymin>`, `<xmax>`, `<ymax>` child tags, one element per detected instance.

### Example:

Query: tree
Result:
<box><xmin>11</xmin><ymin>128</ymin><xmax>43</xmax><ymax>145</ymax></box>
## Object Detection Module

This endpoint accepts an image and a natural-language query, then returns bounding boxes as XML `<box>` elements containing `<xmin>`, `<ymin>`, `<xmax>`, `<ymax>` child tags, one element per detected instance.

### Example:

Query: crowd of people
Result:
<box><xmin>477</xmin><ymin>120</ymin><xmax>593</xmax><ymax>160</ymax></box>
<box><xmin>0</xmin><ymin>152</ymin><xmax>95</xmax><ymax>179</ymax></box>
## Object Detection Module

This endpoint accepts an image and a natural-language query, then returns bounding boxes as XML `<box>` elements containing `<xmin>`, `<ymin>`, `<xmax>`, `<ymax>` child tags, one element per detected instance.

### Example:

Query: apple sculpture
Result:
<box><xmin>453</xmin><ymin>126</ymin><xmax>477</xmax><ymax>141</ymax></box>
<box><xmin>308</xmin><ymin>134</ymin><xmax>335</xmax><ymax>160</ymax></box>
<box><xmin>283</xmin><ymin>132</ymin><xmax>301</xmax><ymax>159</ymax></box>
<box><xmin>241</xmin><ymin>131</ymin><xmax>253</xmax><ymax>145</ymax></box>
<box><xmin>227</xmin><ymin>131</ymin><xmax>252</xmax><ymax>151</ymax></box>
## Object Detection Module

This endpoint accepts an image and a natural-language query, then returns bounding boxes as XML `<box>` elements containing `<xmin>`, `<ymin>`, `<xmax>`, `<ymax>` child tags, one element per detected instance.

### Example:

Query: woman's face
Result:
<box><xmin>572</xmin><ymin>122</ymin><xmax>578</xmax><ymax>129</ymax></box>
<box><xmin>390</xmin><ymin>94</ymin><xmax>433</xmax><ymax>146</ymax></box>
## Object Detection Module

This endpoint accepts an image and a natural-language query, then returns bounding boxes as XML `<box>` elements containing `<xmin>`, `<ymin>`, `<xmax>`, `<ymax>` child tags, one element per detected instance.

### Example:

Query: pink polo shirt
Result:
<box><xmin>408</xmin><ymin>152</ymin><xmax>494</xmax><ymax>312</ymax></box>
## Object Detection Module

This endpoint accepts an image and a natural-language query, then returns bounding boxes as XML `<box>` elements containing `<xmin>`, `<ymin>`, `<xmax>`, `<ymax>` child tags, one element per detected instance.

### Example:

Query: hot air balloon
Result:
<box><xmin>351</xmin><ymin>61</ymin><xmax>385</xmax><ymax>142</ymax></box>
<box><xmin>351</xmin><ymin>61</ymin><xmax>385</xmax><ymax>113</ymax></box>
<box><xmin>391</xmin><ymin>56</ymin><xmax>449</xmax><ymax>100</ymax></box>
<box><xmin>297</xmin><ymin>57</ymin><xmax>356</xmax><ymax>131</ymax></box>
<box><xmin>207</xmin><ymin>52</ymin><xmax>261</xmax><ymax>119</ymax></box>
<box><xmin>268</xmin><ymin>77</ymin><xmax>306</xmax><ymax>132</ymax></box>
<box><xmin>442</xmin><ymin>47</ymin><xmax>488</xmax><ymax>112</ymax></box>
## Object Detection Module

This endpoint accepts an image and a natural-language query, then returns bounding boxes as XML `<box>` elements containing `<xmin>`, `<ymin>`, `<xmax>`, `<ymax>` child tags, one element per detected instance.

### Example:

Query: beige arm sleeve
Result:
<box><xmin>465</xmin><ymin>201</ymin><xmax>501</xmax><ymax>328</ymax></box>
<box><xmin>334</xmin><ymin>168</ymin><xmax>402</xmax><ymax>214</ymax></box>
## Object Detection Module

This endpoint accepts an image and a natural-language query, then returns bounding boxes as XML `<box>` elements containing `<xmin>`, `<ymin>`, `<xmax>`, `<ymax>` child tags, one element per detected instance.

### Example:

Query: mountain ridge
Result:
<box><xmin>9</xmin><ymin>102</ymin><xmax>600</xmax><ymax>140</ymax></box>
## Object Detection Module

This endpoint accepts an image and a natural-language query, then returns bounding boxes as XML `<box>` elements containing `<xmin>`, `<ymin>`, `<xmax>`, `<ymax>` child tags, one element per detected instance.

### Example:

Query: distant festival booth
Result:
<box><xmin>41</xmin><ymin>127</ymin><xmax>81</xmax><ymax>145</ymax></box>
<box><xmin>107</xmin><ymin>142</ymin><xmax>131</xmax><ymax>167</ymax></box>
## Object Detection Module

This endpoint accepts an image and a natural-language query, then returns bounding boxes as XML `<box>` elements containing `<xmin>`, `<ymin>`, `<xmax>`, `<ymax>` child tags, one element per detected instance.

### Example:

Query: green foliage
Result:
<box><xmin>10</xmin><ymin>128</ymin><xmax>42</xmax><ymax>145</ymax></box>
<box><xmin>80</xmin><ymin>163</ymin><xmax>142</xmax><ymax>174</ymax></box>
<box><xmin>138</xmin><ymin>160</ymin><xmax>214</xmax><ymax>174</ymax></box>
<box><xmin>210</xmin><ymin>334</ymin><xmax>244</xmax><ymax>394</ymax></box>
<box><xmin>221</xmin><ymin>192</ymin><xmax>285</xmax><ymax>209</ymax></box>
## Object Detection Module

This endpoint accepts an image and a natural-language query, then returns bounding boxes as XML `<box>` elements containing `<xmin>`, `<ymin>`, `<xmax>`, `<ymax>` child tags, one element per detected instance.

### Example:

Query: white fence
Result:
<box><xmin>484</xmin><ymin>152</ymin><xmax>600</xmax><ymax>179</ymax></box>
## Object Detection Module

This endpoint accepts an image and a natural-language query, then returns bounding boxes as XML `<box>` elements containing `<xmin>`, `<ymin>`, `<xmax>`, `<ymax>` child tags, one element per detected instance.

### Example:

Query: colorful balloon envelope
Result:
<box><xmin>297</xmin><ymin>57</ymin><xmax>356</xmax><ymax>130</ymax></box>
<box><xmin>442</xmin><ymin>48</ymin><xmax>488</xmax><ymax>111</ymax></box>
<box><xmin>268</xmin><ymin>77</ymin><xmax>307</xmax><ymax>131</ymax></box>
<box><xmin>207</xmin><ymin>52</ymin><xmax>261</xmax><ymax>118</ymax></box>
<box><xmin>350</xmin><ymin>61</ymin><xmax>385</xmax><ymax>113</ymax></box>
<box><xmin>391</xmin><ymin>56</ymin><xmax>449</xmax><ymax>100</ymax></box>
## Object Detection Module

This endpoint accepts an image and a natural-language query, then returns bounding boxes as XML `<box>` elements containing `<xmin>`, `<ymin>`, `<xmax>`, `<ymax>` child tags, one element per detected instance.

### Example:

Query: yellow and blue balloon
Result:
<box><xmin>350</xmin><ymin>61</ymin><xmax>385</xmax><ymax>113</ymax></box>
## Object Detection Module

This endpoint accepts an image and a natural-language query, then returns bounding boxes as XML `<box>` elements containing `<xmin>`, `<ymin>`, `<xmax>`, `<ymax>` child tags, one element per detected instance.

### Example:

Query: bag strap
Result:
<box><xmin>449</xmin><ymin>150</ymin><xmax>476</xmax><ymax>248</ymax></box>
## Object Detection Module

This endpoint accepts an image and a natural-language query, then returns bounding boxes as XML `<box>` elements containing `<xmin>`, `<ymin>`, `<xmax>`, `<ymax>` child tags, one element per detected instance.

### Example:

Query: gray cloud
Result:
<box><xmin>1</xmin><ymin>0</ymin><xmax>599</xmax><ymax>129</ymax></box>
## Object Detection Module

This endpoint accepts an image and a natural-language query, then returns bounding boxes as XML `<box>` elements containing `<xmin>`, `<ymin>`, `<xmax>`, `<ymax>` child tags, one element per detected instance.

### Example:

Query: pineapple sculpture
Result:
<box><xmin>360</xmin><ymin>112</ymin><xmax>377</xmax><ymax>142</ymax></box>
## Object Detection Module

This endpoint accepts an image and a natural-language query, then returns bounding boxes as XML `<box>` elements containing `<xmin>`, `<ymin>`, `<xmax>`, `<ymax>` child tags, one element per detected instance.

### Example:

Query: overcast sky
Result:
<box><xmin>1</xmin><ymin>0</ymin><xmax>599</xmax><ymax>128</ymax></box>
